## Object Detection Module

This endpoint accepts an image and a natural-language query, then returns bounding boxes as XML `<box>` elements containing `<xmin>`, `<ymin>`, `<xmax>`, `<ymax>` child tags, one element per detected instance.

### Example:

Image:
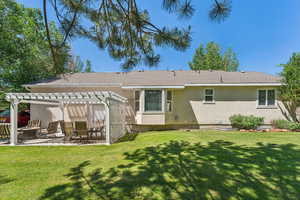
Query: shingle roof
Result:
<box><xmin>24</xmin><ymin>70</ymin><xmax>281</xmax><ymax>87</ymax></box>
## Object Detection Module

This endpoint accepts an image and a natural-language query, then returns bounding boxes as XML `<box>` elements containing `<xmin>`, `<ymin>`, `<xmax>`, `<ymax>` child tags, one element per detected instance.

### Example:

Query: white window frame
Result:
<box><xmin>203</xmin><ymin>88</ymin><xmax>215</xmax><ymax>104</ymax></box>
<box><xmin>144</xmin><ymin>89</ymin><xmax>163</xmax><ymax>112</ymax></box>
<box><xmin>134</xmin><ymin>90</ymin><xmax>140</xmax><ymax>112</ymax></box>
<box><xmin>166</xmin><ymin>90</ymin><xmax>173</xmax><ymax>112</ymax></box>
<box><xmin>257</xmin><ymin>89</ymin><xmax>277</xmax><ymax>108</ymax></box>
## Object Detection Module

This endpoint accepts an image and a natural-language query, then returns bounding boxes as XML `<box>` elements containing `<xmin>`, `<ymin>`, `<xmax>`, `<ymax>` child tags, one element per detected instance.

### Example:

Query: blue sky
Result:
<box><xmin>17</xmin><ymin>0</ymin><xmax>300</xmax><ymax>74</ymax></box>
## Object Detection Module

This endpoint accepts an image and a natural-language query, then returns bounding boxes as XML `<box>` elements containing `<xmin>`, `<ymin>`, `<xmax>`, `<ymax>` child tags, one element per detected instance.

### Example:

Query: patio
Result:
<box><xmin>1</xmin><ymin>91</ymin><xmax>127</xmax><ymax>146</ymax></box>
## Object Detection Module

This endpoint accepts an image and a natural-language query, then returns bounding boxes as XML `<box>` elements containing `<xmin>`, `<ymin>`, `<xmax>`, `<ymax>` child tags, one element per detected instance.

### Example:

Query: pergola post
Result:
<box><xmin>59</xmin><ymin>102</ymin><xmax>64</xmax><ymax>121</ymax></box>
<box><xmin>10</xmin><ymin>99</ymin><xmax>19</xmax><ymax>145</ymax></box>
<box><xmin>104</xmin><ymin>100</ymin><xmax>111</xmax><ymax>145</ymax></box>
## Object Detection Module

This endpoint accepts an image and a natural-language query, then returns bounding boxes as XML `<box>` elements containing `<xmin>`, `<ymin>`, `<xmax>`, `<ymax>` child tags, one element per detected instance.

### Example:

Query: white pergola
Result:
<box><xmin>5</xmin><ymin>91</ymin><xmax>127</xmax><ymax>145</ymax></box>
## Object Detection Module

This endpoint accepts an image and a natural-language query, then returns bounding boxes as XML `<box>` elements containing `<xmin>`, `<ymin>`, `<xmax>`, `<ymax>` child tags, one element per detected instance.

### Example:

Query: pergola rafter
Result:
<box><xmin>5</xmin><ymin>91</ymin><xmax>127</xmax><ymax>146</ymax></box>
<box><xmin>6</xmin><ymin>91</ymin><xmax>127</xmax><ymax>104</ymax></box>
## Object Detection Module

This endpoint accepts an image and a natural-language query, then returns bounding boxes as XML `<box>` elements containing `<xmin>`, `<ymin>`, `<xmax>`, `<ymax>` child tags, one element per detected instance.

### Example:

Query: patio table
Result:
<box><xmin>18</xmin><ymin>127</ymin><xmax>40</xmax><ymax>139</ymax></box>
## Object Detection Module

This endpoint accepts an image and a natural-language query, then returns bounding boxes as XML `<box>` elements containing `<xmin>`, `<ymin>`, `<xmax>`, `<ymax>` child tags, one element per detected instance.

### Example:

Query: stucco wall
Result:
<box><xmin>30</xmin><ymin>104</ymin><xmax>62</xmax><ymax>128</ymax></box>
<box><xmin>30</xmin><ymin>87</ymin><xmax>136</xmax><ymax>124</ymax></box>
<box><xmin>166</xmin><ymin>86</ymin><xmax>285</xmax><ymax>125</ymax></box>
<box><xmin>30</xmin><ymin>86</ymin><xmax>286</xmax><ymax>126</ymax></box>
<box><xmin>136</xmin><ymin>112</ymin><xmax>165</xmax><ymax>125</ymax></box>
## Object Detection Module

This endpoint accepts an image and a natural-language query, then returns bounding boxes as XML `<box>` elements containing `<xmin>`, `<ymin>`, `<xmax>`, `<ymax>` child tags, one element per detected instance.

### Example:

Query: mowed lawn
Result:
<box><xmin>1</xmin><ymin>131</ymin><xmax>300</xmax><ymax>200</ymax></box>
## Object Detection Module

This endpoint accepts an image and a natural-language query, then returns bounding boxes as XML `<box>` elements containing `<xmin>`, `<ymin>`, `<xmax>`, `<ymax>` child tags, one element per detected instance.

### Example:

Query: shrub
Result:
<box><xmin>271</xmin><ymin>119</ymin><xmax>290</xmax><ymax>129</ymax></box>
<box><xmin>272</xmin><ymin>119</ymin><xmax>300</xmax><ymax>131</ymax></box>
<box><xmin>271</xmin><ymin>119</ymin><xmax>300</xmax><ymax>131</ymax></box>
<box><xmin>229</xmin><ymin>114</ymin><xmax>264</xmax><ymax>130</ymax></box>
<box><xmin>287</xmin><ymin>122</ymin><xmax>300</xmax><ymax>131</ymax></box>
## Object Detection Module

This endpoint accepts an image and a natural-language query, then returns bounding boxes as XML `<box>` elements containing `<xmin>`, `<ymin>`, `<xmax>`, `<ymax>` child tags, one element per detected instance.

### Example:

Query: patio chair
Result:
<box><xmin>59</xmin><ymin>120</ymin><xmax>65</xmax><ymax>134</ymax></box>
<box><xmin>96</xmin><ymin>120</ymin><xmax>105</xmax><ymax>140</ymax></box>
<box><xmin>89</xmin><ymin>120</ymin><xmax>105</xmax><ymax>140</ymax></box>
<box><xmin>74</xmin><ymin>121</ymin><xmax>89</xmax><ymax>141</ymax></box>
<box><xmin>26</xmin><ymin>120</ymin><xmax>41</xmax><ymax>129</ymax></box>
<box><xmin>19</xmin><ymin>120</ymin><xmax>41</xmax><ymax>139</ymax></box>
<box><xmin>0</xmin><ymin>123</ymin><xmax>10</xmax><ymax>140</ymax></box>
<box><xmin>63</xmin><ymin>122</ymin><xmax>74</xmax><ymax>141</ymax></box>
<box><xmin>40</xmin><ymin>121</ymin><xmax>59</xmax><ymax>137</ymax></box>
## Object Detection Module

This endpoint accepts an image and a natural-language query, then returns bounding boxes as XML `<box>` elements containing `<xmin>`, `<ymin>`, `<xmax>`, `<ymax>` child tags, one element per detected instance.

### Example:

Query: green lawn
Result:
<box><xmin>1</xmin><ymin>130</ymin><xmax>300</xmax><ymax>200</ymax></box>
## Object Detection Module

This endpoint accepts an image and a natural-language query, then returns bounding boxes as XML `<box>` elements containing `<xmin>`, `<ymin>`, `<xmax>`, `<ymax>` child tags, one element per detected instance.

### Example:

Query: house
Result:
<box><xmin>22</xmin><ymin>70</ymin><xmax>285</xmax><ymax>131</ymax></box>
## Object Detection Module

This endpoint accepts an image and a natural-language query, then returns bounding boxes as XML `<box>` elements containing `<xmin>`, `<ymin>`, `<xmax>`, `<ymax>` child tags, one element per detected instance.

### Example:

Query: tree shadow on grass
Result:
<box><xmin>0</xmin><ymin>175</ymin><xmax>13</xmax><ymax>186</ymax></box>
<box><xmin>39</xmin><ymin>140</ymin><xmax>300</xmax><ymax>200</ymax></box>
<box><xmin>116</xmin><ymin>133</ymin><xmax>139</xmax><ymax>143</ymax></box>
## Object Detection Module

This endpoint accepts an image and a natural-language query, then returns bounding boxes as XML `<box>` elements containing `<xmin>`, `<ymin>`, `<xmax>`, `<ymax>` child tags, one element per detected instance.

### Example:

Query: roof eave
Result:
<box><xmin>185</xmin><ymin>83</ymin><xmax>282</xmax><ymax>87</ymax></box>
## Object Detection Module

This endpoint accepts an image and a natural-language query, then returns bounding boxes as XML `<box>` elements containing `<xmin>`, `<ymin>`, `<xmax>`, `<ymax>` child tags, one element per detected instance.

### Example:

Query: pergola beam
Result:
<box><xmin>6</xmin><ymin>91</ymin><xmax>127</xmax><ymax>103</ymax></box>
<box><xmin>20</xmin><ymin>100</ymin><xmax>60</xmax><ymax>106</ymax></box>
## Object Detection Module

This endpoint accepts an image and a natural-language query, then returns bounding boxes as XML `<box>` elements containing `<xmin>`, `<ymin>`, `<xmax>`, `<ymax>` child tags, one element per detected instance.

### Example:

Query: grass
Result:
<box><xmin>0</xmin><ymin>130</ymin><xmax>300</xmax><ymax>200</ymax></box>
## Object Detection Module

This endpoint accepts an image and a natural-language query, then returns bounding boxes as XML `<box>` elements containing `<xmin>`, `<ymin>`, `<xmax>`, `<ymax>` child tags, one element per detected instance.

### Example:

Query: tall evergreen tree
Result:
<box><xmin>223</xmin><ymin>48</ymin><xmax>239</xmax><ymax>71</ymax></box>
<box><xmin>189</xmin><ymin>44</ymin><xmax>206</xmax><ymax>70</ymax></box>
<box><xmin>189</xmin><ymin>42</ymin><xmax>239</xmax><ymax>71</ymax></box>
<box><xmin>67</xmin><ymin>56</ymin><xmax>93</xmax><ymax>72</ymax></box>
<box><xmin>204</xmin><ymin>42</ymin><xmax>224</xmax><ymax>70</ymax></box>
<box><xmin>43</xmin><ymin>0</ymin><xmax>232</xmax><ymax>70</ymax></box>
<box><xmin>84</xmin><ymin>60</ymin><xmax>93</xmax><ymax>72</ymax></box>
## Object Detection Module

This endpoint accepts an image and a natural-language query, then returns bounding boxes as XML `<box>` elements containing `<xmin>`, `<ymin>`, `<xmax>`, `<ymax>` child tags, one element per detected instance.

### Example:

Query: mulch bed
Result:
<box><xmin>240</xmin><ymin>129</ymin><xmax>300</xmax><ymax>132</ymax></box>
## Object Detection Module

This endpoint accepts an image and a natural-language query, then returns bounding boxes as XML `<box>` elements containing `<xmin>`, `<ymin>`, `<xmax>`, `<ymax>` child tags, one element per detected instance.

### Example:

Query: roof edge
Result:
<box><xmin>24</xmin><ymin>82</ymin><xmax>282</xmax><ymax>89</ymax></box>
<box><xmin>185</xmin><ymin>83</ymin><xmax>282</xmax><ymax>87</ymax></box>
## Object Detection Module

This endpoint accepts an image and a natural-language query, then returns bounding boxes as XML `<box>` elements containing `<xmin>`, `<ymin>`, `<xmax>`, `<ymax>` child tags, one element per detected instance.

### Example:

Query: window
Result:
<box><xmin>204</xmin><ymin>89</ymin><xmax>214</xmax><ymax>103</ymax></box>
<box><xmin>167</xmin><ymin>91</ymin><xmax>173</xmax><ymax>112</ymax></box>
<box><xmin>258</xmin><ymin>89</ymin><xmax>276</xmax><ymax>106</ymax></box>
<box><xmin>134</xmin><ymin>90</ymin><xmax>140</xmax><ymax>112</ymax></box>
<box><xmin>145</xmin><ymin>90</ymin><xmax>162</xmax><ymax>111</ymax></box>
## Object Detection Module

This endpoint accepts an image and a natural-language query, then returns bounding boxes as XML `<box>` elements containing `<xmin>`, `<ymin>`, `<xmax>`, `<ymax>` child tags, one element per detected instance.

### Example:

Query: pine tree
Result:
<box><xmin>189</xmin><ymin>42</ymin><xmax>239</xmax><ymax>71</ymax></box>
<box><xmin>43</xmin><ymin>0</ymin><xmax>232</xmax><ymax>70</ymax></box>
<box><xmin>85</xmin><ymin>60</ymin><xmax>93</xmax><ymax>72</ymax></box>
<box><xmin>188</xmin><ymin>44</ymin><xmax>206</xmax><ymax>70</ymax></box>
<box><xmin>205</xmin><ymin>42</ymin><xmax>224</xmax><ymax>70</ymax></box>
<box><xmin>223</xmin><ymin>48</ymin><xmax>239</xmax><ymax>72</ymax></box>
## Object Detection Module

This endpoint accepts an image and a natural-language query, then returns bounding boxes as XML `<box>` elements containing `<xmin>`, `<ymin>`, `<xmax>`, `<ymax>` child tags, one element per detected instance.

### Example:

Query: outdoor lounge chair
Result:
<box><xmin>0</xmin><ymin>123</ymin><xmax>10</xmax><ymax>140</ymax></box>
<box><xmin>62</xmin><ymin>122</ymin><xmax>74</xmax><ymax>141</ymax></box>
<box><xmin>95</xmin><ymin>120</ymin><xmax>105</xmax><ymax>140</ymax></box>
<box><xmin>18</xmin><ymin>120</ymin><xmax>41</xmax><ymax>138</ymax></box>
<box><xmin>40</xmin><ymin>121</ymin><xmax>59</xmax><ymax>137</ymax></box>
<box><xmin>26</xmin><ymin>120</ymin><xmax>41</xmax><ymax>129</ymax></box>
<box><xmin>74</xmin><ymin>121</ymin><xmax>89</xmax><ymax>141</ymax></box>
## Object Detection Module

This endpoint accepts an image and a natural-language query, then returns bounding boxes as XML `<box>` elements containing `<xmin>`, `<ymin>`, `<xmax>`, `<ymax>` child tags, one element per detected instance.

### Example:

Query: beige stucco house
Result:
<box><xmin>24</xmin><ymin>70</ymin><xmax>285</xmax><ymax>131</ymax></box>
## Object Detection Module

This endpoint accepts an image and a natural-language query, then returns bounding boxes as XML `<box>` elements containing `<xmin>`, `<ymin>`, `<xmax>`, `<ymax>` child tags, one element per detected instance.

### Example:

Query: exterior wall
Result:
<box><xmin>136</xmin><ymin>112</ymin><xmax>165</xmax><ymax>125</ymax></box>
<box><xmin>30</xmin><ymin>87</ymin><xmax>136</xmax><ymax>124</ymax></box>
<box><xmin>29</xmin><ymin>86</ymin><xmax>286</xmax><ymax>129</ymax></box>
<box><xmin>30</xmin><ymin>104</ymin><xmax>62</xmax><ymax>128</ymax></box>
<box><xmin>167</xmin><ymin>86</ymin><xmax>285</xmax><ymax>125</ymax></box>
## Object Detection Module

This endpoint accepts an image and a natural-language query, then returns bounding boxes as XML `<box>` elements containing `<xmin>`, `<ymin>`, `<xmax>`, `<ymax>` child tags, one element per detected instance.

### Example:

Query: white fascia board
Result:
<box><xmin>121</xmin><ymin>85</ymin><xmax>185</xmax><ymax>89</ymax></box>
<box><xmin>23</xmin><ymin>83</ymin><xmax>122</xmax><ymax>88</ymax></box>
<box><xmin>185</xmin><ymin>83</ymin><xmax>282</xmax><ymax>87</ymax></box>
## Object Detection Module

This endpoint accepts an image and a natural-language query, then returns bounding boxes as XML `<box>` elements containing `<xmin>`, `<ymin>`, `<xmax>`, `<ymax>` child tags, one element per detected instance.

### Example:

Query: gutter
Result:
<box><xmin>184</xmin><ymin>83</ymin><xmax>282</xmax><ymax>87</ymax></box>
<box><xmin>121</xmin><ymin>85</ymin><xmax>185</xmax><ymax>89</ymax></box>
<box><xmin>23</xmin><ymin>82</ymin><xmax>282</xmax><ymax>89</ymax></box>
<box><xmin>23</xmin><ymin>83</ymin><xmax>122</xmax><ymax>88</ymax></box>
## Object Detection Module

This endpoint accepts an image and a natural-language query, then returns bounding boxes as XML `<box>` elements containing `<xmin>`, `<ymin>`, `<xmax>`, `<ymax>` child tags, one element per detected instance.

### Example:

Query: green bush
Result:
<box><xmin>287</xmin><ymin>122</ymin><xmax>300</xmax><ymax>131</ymax></box>
<box><xmin>229</xmin><ymin>114</ymin><xmax>264</xmax><ymax>130</ymax></box>
<box><xmin>271</xmin><ymin>119</ymin><xmax>300</xmax><ymax>131</ymax></box>
<box><xmin>271</xmin><ymin>119</ymin><xmax>290</xmax><ymax>129</ymax></box>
